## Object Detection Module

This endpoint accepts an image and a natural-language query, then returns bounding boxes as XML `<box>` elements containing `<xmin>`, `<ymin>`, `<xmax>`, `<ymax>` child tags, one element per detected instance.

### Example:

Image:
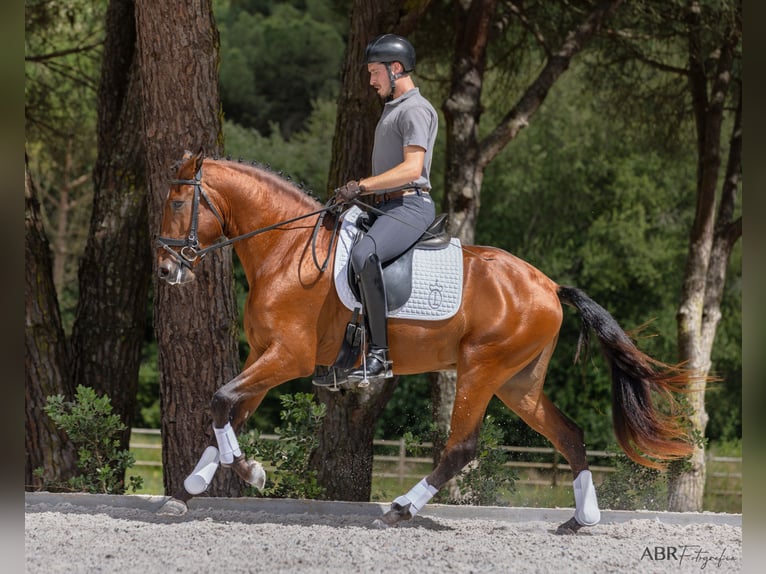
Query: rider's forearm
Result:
<box><xmin>359</xmin><ymin>147</ymin><xmax>425</xmax><ymax>193</ymax></box>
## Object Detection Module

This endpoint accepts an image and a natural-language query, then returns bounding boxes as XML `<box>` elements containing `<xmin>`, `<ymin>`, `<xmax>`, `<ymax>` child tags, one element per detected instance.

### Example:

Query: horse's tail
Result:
<box><xmin>557</xmin><ymin>285</ymin><xmax>694</xmax><ymax>470</ymax></box>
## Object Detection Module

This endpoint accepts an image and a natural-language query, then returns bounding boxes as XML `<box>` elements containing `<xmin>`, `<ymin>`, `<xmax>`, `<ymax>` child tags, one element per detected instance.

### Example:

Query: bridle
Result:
<box><xmin>156</xmin><ymin>166</ymin><xmax>226</xmax><ymax>269</ymax></box>
<box><xmin>156</xmin><ymin>164</ymin><xmax>340</xmax><ymax>271</ymax></box>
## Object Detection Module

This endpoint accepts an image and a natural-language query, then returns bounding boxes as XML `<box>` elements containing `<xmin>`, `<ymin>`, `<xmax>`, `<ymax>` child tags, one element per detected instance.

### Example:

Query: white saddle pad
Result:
<box><xmin>333</xmin><ymin>206</ymin><xmax>463</xmax><ymax>321</ymax></box>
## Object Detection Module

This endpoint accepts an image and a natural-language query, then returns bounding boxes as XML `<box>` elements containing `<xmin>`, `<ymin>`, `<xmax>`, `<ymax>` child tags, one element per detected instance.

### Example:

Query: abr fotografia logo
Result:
<box><xmin>640</xmin><ymin>546</ymin><xmax>736</xmax><ymax>569</ymax></box>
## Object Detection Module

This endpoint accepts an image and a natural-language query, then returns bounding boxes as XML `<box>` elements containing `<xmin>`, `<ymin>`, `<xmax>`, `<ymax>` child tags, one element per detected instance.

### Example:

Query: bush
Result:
<box><xmin>449</xmin><ymin>415</ymin><xmax>518</xmax><ymax>506</ymax></box>
<box><xmin>597</xmin><ymin>447</ymin><xmax>666</xmax><ymax>511</ymax></box>
<box><xmin>239</xmin><ymin>392</ymin><xmax>326</xmax><ymax>499</ymax></box>
<box><xmin>35</xmin><ymin>385</ymin><xmax>143</xmax><ymax>494</ymax></box>
<box><xmin>404</xmin><ymin>416</ymin><xmax>518</xmax><ymax>507</ymax></box>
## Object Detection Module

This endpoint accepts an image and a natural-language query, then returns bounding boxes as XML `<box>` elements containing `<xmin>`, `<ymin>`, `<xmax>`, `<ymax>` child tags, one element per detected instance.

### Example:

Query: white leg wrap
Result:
<box><xmin>393</xmin><ymin>478</ymin><xmax>438</xmax><ymax>517</ymax></box>
<box><xmin>573</xmin><ymin>470</ymin><xmax>601</xmax><ymax>526</ymax></box>
<box><xmin>213</xmin><ymin>422</ymin><xmax>241</xmax><ymax>465</ymax></box>
<box><xmin>183</xmin><ymin>446</ymin><xmax>220</xmax><ymax>495</ymax></box>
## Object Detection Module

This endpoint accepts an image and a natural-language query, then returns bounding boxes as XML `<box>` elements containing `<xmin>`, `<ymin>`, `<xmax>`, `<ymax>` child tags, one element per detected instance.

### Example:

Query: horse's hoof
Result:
<box><xmin>227</xmin><ymin>455</ymin><xmax>267</xmax><ymax>490</ymax></box>
<box><xmin>157</xmin><ymin>497</ymin><xmax>188</xmax><ymax>517</ymax></box>
<box><xmin>555</xmin><ymin>517</ymin><xmax>583</xmax><ymax>535</ymax></box>
<box><xmin>230</xmin><ymin>458</ymin><xmax>266</xmax><ymax>490</ymax></box>
<box><xmin>373</xmin><ymin>503</ymin><xmax>412</xmax><ymax>528</ymax></box>
<box><xmin>371</xmin><ymin>518</ymin><xmax>389</xmax><ymax>529</ymax></box>
<box><xmin>245</xmin><ymin>460</ymin><xmax>266</xmax><ymax>490</ymax></box>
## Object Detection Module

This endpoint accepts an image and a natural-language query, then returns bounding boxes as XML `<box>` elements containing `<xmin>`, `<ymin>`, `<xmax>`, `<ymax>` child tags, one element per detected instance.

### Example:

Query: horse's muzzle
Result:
<box><xmin>158</xmin><ymin>259</ymin><xmax>196</xmax><ymax>285</ymax></box>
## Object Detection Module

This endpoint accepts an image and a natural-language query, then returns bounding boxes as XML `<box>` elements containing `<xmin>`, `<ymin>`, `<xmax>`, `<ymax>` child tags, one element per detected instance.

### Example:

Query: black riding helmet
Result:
<box><xmin>364</xmin><ymin>34</ymin><xmax>416</xmax><ymax>98</ymax></box>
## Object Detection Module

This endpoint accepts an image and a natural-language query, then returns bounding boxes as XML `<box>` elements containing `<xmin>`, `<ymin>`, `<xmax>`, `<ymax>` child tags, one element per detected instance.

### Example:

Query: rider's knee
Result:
<box><xmin>350</xmin><ymin>237</ymin><xmax>376</xmax><ymax>274</ymax></box>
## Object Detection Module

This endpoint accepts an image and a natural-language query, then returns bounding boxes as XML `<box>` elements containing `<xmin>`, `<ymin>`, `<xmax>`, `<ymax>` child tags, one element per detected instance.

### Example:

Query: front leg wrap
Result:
<box><xmin>392</xmin><ymin>478</ymin><xmax>438</xmax><ymax>518</ymax></box>
<box><xmin>183</xmin><ymin>445</ymin><xmax>221</xmax><ymax>495</ymax></box>
<box><xmin>213</xmin><ymin>422</ymin><xmax>242</xmax><ymax>465</ymax></box>
<box><xmin>212</xmin><ymin>422</ymin><xmax>266</xmax><ymax>490</ymax></box>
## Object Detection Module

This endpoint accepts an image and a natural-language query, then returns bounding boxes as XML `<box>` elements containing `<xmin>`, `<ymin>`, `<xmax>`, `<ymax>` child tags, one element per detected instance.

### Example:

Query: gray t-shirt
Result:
<box><xmin>371</xmin><ymin>87</ymin><xmax>438</xmax><ymax>192</ymax></box>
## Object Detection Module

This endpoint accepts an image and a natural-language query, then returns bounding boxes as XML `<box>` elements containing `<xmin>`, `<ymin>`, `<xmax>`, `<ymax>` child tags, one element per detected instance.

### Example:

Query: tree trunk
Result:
<box><xmin>135</xmin><ymin>0</ymin><xmax>241</xmax><ymax>497</ymax></box>
<box><xmin>432</xmin><ymin>0</ymin><xmax>622</xmax><ymax>469</ymax></box>
<box><xmin>70</xmin><ymin>0</ymin><xmax>151</xmax><ymax>453</ymax></box>
<box><xmin>25</xmin><ymin>155</ymin><xmax>78</xmax><ymax>489</ymax></box>
<box><xmin>51</xmin><ymin>144</ymin><xmax>71</xmax><ymax>289</ymax></box>
<box><xmin>668</xmin><ymin>19</ymin><xmax>741</xmax><ymax>510</ymax></box>
<box><xmin>429</xmin><ymin>370</ymin><xmax>460</xmax><ymax>500</ymax></box>
<box><xmin>441</xmin><ymin>0</ymin><xmax>497</xmax><ymax>244</ymax></box>
<box><xmin>326</xmin><ymin>0</ymin><xmax>430</xmax><ymax>193</ymax></box>
<box><xmin>312</xmin><ymin>0</ymin><xmax>432</xmax><ymax>500</ymax></box>
<box><xmin>312</xmin><ymin>380</ymin><xmax>400</xmax><ymax>500</ymax></box>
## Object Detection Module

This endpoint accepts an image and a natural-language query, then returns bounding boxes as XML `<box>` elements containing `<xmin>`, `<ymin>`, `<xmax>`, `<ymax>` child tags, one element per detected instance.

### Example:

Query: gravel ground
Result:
<box><xmin>25</xmin><ymin>495</ymin><xmax>742</xmax><ymax>573</ymax></box>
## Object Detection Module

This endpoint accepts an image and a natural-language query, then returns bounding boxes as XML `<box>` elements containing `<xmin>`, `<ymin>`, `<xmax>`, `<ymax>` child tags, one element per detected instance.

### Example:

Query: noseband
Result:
<box><xmin>156</xmin><ymin>166</ymin><xmax>226</xmax><ymax>269</ymax></box>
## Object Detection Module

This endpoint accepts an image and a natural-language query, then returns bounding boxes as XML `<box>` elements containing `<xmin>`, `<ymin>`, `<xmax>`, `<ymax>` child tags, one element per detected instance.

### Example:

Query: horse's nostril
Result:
<box><xmin>158</xmin><ymin>265</ymin><xmax>170</xmax><ymax>278</ymax></box>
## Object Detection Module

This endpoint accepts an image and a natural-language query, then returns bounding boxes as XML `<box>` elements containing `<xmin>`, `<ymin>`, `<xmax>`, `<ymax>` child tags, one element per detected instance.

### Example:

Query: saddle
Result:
<box><xmin>314</xmin><ymin>212</ymin><xmax>453</xmax><ymax>389</ymax></box>
<box><xmin>347</xmin><ymin>212</ymin><xmax>451</xmax><ymax>311</ymax></box>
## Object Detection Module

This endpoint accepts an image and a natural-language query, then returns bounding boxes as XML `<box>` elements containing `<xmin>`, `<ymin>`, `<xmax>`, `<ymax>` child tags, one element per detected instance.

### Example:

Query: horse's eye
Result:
<box><xmin>171</xmin><ymin>200</ymin><xmax>187</xmax><ymax>211</ymax></box>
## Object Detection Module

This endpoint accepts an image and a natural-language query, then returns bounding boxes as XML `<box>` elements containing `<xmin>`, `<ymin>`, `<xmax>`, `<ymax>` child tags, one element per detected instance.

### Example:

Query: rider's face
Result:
<box><xmin>368</xmin><ymin>63</ymin><xmax>391</xmax><ymax>99</ymax></box>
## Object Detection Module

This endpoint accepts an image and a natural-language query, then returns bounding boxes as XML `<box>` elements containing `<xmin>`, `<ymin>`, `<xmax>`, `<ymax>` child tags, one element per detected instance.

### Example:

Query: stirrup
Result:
<box><xmin>347</xmin><ymin>348</ymin><xmax>393</xmax><ymax>387</ymax></box>
<box><xmin>311</xmin><ymin>365</ymin><xmax>351</xmax><ymax>391</ymax></box>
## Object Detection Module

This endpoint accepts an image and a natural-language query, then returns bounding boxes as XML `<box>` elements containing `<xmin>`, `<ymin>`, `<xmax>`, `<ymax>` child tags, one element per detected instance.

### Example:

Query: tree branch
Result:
<box><xmin>478</xmin><ymin>0</ymin><xmax>623</xmax><ymax>168</ymax></box>
<box><xmin>25</xmin><ymin>42</ymin><xmax>104</xmax><ymax>63</ymax></box>
<box><xmin>715</xmin><ymin>86</ymin><xmax>742</xmax><ymax>250</ymax></box>
<box><xmin>506</xmin><ymin>1</ymin><xmax>551</xmax><ymax>56</ymax></box>
<box><xmin>395</xmin><ymin>0</ymin><xmax>435</xmax><ymax>36</ymax></box>
<box><xmin>602</xmin><ymin>28</ymin><xmax>688</xmax><ymax>75</ymax></box>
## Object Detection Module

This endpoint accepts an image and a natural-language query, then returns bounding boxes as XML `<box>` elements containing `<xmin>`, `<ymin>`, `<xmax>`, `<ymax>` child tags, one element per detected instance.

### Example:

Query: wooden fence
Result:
<box><xmin>369</xmin><ymin>438</ymin><xmax>618</xmax><ymax>487</ymax></box>
<box><xmin>130</xmin><ymin>429</ymin><xmax>740</xmax><ymax>497</ymax></box>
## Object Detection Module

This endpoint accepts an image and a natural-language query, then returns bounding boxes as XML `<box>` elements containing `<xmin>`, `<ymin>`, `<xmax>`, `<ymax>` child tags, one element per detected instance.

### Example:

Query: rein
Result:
<box><xmin>156</xmin><ymin>166</ymin><xmax>340</xmax><ymax>272</ymax></box>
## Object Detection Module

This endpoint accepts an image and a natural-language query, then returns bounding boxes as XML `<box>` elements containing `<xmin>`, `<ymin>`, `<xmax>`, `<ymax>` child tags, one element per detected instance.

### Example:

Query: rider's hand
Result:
<box><xmin>334</xmin><ymin>180</ymin><xmax>363</xmax><ymax>203</ymax></box>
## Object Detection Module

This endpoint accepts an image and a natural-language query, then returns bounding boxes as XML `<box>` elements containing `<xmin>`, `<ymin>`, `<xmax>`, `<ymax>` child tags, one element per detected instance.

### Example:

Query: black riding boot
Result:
<box><xmin>347</xmin><ymin>254</ymin><xmax>393</xmax><ymax>384</ymax></box>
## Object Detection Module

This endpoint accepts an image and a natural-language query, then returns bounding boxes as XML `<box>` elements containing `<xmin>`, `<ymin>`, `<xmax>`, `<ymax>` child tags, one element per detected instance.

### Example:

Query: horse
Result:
<box><xmin>155</xmin><ymin>153</ymin><xmax>693</xmax><ymax>533</ymax></box>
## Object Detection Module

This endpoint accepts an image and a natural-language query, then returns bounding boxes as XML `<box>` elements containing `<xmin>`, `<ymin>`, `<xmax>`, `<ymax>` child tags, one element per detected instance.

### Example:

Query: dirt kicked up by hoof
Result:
<box><xmin>371</xmin><ymin>518</ymin><xmax>390</xmax><ymax>529</ymax></box>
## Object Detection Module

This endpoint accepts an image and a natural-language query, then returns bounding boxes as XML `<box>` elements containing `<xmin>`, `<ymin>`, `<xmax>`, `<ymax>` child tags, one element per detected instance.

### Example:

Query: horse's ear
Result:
<box><xmin>182</xmin><ymin>149</ymin><xmax>194</xmax><ymax>160</ymax></box>
<box><xmin>193</xmin><ymin>148</ymin><xmax>205</xmax><ymax>172</ymax></box>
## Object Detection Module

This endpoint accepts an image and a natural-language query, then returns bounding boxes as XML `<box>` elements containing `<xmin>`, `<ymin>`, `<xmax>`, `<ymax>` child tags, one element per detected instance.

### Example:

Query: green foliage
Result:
<box><xmin>223</xmin><ymin>97</ymin><xmax>336</xmax><ymax>194</ymax></box>
<box><xmin>375</xmin><ymin>374</ymin><xmax>433</xmax><ymax>440</ymax></box>
<box><xmin>30</xmin><ymin>0</ymin><xmax>740</xmax><ymax>464</ymax></box>
<box><xmin>216</xmin><ymin>0</ymin><xmax>346</xmax><ymax>138</ymax></box>
<box><xmin>449</xmin><ymin>416</ymin><xmax>518</xmax><ymax>506</ymax></box>
<box><xmin>400</xmin><ymin>417</ymin><xmax>518</xmax><ymax>507</ymax></box>
<box><xmin>470</xmin><ymin>61</ymin><xmax>741</xmax><ymax>452</ymax></box>
<box><xmin>585</xmin><ymin>0</ymin><xmax>741</xmax><ymax>153</ymax></box>
<box><xmin>37</xmin><ymin>385</ymin><xmax>143</xmax><ymax>494</ymax></box>
<box><xmin>597</xmin><ymin>449</ymin><xmax>667</xmax><ymax>511</ymax></box>
<box><xmin>240</xmin><ymin>392</ymin><xmax>326</xmax><ymax>499</ymax></box>
<box><xmin>26</xmin><ymin>0</ymin><xmax>105</xmax><ymax>330</ymax></box>
<box><xmin>136</xmin><ymin>330</ymin><xmax>161</xmax><ymax>429</ymax></box>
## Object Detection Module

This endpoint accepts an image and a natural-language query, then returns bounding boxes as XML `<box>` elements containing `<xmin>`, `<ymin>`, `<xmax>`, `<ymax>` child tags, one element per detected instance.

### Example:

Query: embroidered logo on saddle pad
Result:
<box><xmin>333</xmin><ymin>206</ymin><xmax>463</xmax><ymax>321</ymax></box>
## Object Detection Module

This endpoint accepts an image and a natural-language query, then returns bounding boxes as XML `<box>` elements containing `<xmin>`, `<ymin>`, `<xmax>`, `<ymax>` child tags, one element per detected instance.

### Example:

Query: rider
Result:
<box><xmin>334</xmin><ymin>34</ymin><xmax>438</xmax><ymax>384</ymax></box>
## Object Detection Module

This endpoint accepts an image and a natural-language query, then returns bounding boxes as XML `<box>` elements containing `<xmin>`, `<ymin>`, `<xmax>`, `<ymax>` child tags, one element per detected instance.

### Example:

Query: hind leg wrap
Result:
<box><xmin>213</xmin><ymin>422</ymin><xmax>242</xmax><ymax>465</ymax></box>
<box><xmin>393</xmin><ymin>478</ymin><xmax>438</xmax><ymax>517</ymax></box>
<box><xmin>573</xmin><ymin>470</ymin><xmax>601</xmax><ymax>526</ymax></box>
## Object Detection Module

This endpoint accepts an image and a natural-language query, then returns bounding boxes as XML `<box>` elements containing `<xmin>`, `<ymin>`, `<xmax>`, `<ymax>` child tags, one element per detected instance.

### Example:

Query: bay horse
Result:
<box><xmin>156</xmin><ymin>153</ymin><xmax>692</xmax><ymax>533</ymax></box>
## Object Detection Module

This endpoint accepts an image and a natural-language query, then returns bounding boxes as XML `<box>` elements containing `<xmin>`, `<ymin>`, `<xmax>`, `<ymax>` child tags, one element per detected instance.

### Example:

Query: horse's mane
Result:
<box><xmin>210</xmin><ymin>155</ymin><xmax>323</xmax><ymax>204</ymax></box>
